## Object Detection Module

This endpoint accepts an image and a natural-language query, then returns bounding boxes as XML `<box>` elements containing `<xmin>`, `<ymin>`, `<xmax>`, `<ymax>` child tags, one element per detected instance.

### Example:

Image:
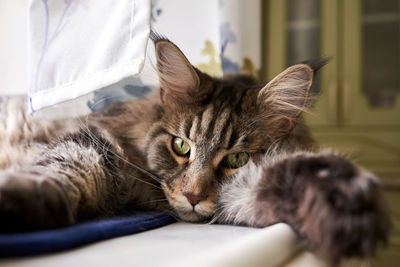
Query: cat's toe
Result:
<box><xmin>298</xmin><ymin>167</ymin><xmax>391</xmax><ymax>261</ymax></box>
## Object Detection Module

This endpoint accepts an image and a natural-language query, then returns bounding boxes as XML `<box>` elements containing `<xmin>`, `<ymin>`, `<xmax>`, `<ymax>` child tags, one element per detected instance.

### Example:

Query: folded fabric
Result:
<box><xmin>0</xmin><ymin>211</ymin><xmax>175</xmax><ymax>257</ymax></box>
<box><xmin>28</xmin><ymin>0</ymin><xmax>151</xmax><ymax>112</ymax></box>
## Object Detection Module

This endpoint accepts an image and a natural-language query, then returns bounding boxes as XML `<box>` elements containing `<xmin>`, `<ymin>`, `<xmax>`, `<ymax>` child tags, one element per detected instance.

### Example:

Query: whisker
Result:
<box><xmin>160</xmin><ymin>207</ymin><xmax>183</xmax><ymax>222</ymax></box>
<box><xmin>209</xmin><ymin>206</ymin><xmax>224</xmax><ymax>224</ymax></box>
<box><xmin>75</xmin><ymin>116</ymin><xmax>163</xmax><ymax>190</ymax></box>
<box><xmin>147</xmin><ymin>198</ymin><xmax>168</xmax><ymax>202</ymax></box>
<box><xmin>121</xmin><ymin>170</ymin><xmax>163</xmax><ymax>190</ymax></box>
<box><xmin>136</xmin><ymin>198</ymin><xmax>169</xmax><ymax>205</ymax></box>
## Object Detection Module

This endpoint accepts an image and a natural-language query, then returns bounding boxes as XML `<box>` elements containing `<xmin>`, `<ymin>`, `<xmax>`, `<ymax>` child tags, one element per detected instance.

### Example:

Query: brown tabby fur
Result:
<box><xmin>0</xmin><ymin>33</ymin><xmax>390</xmax><ymax>262</ymax></box>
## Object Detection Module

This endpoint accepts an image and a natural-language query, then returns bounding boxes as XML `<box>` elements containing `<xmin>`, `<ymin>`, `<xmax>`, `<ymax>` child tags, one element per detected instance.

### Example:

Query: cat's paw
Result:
<box><xmin>254</xmin><ymin>152</ymin><xmax>391</xmax><ymax>262</ymax></box>
<box><xmin>0</xmin><ymin>172</ymin><xmax>75</xmax><ymax>232</ymax></box>
<box><xmin>293</xmin><ymin>154</ymin><xmax>391</xmax><ymax>261</ymax></box>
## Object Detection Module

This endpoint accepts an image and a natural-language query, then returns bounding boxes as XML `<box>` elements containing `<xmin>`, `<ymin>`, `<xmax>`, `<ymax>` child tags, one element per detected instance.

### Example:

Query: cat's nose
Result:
<box><xmin>183</xmin><ymin>192</ymin><xmax>206</xmax><ymax>207</ymax></box>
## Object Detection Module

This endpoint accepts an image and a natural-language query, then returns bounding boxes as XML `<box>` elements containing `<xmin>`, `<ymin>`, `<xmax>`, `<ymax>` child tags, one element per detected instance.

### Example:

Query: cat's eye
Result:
<box><xmin>223</xmin><ymin>152</ymin><xmax>250</xmax><ymax>169</ymax></box>
<box><xmin>172</xmin><ymin>137</ymin><xmax>191</xmax><ymax>156</ymax></box>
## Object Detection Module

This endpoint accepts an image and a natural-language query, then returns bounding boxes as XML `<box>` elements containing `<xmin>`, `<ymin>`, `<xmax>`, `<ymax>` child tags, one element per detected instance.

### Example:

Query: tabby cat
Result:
<box><xmin>0</xmin><ymin>33</ymin><xmax>390</xmax><ymax>262</ymax></box>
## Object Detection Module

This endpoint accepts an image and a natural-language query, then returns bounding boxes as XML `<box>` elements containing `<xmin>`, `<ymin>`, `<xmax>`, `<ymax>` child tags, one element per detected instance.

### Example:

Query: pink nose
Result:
<box><xmin>183</xmin><ymin>192</ymin><xmax>206</xmax><ymax>206</ymax></box>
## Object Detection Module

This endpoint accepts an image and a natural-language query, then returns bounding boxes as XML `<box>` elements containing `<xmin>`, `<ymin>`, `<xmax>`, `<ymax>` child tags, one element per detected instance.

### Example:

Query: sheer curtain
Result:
<box><xmin>89</xmin><ymin>0</ymin><xmax>261</xmax><ymax>113</ymax></box>
<box><xmin>28</xmin><ymin>0</ymin><xmax>151</xmax><ymax>113</ymax></box>
<box><xmin>2</xmin><ymin>0</ymin><xmax>261</xmax><ymax>116</ymax></box>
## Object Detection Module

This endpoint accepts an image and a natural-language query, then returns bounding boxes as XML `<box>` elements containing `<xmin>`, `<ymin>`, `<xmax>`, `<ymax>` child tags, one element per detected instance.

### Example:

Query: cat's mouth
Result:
<box><xmin>169</xmin><ymin>198</ymin><xmax>215</xmax><ymax>222</ymax></box>
<box><xmin>161</xmin><ymin>184</ymin><xmax>216</xmax><ymax>222</ymax></box>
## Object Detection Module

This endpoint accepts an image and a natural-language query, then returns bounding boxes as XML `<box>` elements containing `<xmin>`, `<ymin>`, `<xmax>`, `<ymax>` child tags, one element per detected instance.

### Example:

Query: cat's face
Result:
<box><xmin>145</xmin><ymin>34</ymin><xmax>315</xmax><ymax>222</ymax></box>
<box><xmin>146</xmin><ymin>78</ymin><xmax>270</xmax><ymax>221</ymax></box>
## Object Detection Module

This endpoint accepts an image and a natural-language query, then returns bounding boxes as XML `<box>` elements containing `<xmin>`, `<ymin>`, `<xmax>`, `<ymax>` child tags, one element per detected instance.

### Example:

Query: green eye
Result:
<box><xmin>172</xmin><ymin>137</ymin><xmax>191</xmax><ymax>156</ymax></box>
<box><xmin>223</xmin><ymin>152</ymin><xmax>250</xmax><ymax>169</ymax></box>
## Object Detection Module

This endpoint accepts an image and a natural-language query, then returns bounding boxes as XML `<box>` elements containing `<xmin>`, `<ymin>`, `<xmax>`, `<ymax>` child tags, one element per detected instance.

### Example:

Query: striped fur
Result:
<box><xmin>216</xmin><ymin>151</ymin><xmax>390</xmax><ymax>262</ymax></box>
<box><xmin>0</xmin><ymin>37</ymin><xmax>390</xmax><ymax>262</ymax></box>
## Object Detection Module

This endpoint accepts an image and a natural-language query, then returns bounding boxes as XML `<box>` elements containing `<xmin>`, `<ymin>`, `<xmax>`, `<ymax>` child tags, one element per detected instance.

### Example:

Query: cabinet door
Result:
<box><xmin>342</xmin><ymin>0</ymin><xmax>400</xmax><ymax>126</ymax></box>
<box><xmin>263</xmin><ymin>0</ymin><xmax>400</xmax><ymax>177</ymax></box>
<box><xmin>263</xmin><ymin>0</ymin><xmax>339</xmax><ymax>126</ymax></box>
<box><xmin>288</xmin><ymin>0</ymin><xmax>339</xmax><ymax>127</ymax></box>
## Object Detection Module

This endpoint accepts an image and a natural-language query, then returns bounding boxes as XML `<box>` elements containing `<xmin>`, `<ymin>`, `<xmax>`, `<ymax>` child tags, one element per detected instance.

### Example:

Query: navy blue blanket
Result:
<box><xmin>0</xmin><ymin>211</ymin><xmax>175</xmax><ymax>257</ymax></box>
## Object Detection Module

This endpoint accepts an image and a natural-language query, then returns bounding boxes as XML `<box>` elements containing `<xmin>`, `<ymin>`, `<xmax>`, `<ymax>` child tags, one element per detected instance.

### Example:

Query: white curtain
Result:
<box><xmin>88</xmin><ymin>0</ymin><xmax>261</xmax><ymax>114</ymax></box>
<box><xmin>4</xmin><ymin>0</ymin><xmax>260</xmax><ymax>116</ymax></box>
<box><xmin>150</xmin><ymin>0</ymin><xmax>261</xmax><ymax>78</ymax></box>
<box><xmin>28</xmin><ymin>0</ymin><xmax>151</xmax><ymax>113</ymax></box>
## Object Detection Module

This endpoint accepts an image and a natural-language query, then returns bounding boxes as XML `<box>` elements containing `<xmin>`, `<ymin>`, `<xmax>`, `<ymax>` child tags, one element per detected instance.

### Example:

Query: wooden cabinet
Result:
<box><xmin>262</xmin><ymin>1</ymin><xmax>400</xmax><ymax>265</ymax></box>
<box><xmin>263</xmin><ymin>0</ymin><xmax>400</xmax><ymax>179</ymax></box>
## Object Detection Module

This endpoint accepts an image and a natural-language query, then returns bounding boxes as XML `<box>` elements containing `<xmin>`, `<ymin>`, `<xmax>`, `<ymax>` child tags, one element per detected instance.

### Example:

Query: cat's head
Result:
<box><xmin>145</xmin><ymin>33</ymin><xmax>322</xmax><ymax>222</ymax></box>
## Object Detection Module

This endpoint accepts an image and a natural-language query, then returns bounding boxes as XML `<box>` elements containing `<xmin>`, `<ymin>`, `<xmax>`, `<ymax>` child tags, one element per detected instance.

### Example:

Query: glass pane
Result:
<box><xmin>362</xmin><ymin>0</ymin><xmax>399</xmax><ymax>108</ymax></box>
<box><xmin>287</xmin><ymin>0</ymin><xmax>321</xmax><ymax>95</ymax></box>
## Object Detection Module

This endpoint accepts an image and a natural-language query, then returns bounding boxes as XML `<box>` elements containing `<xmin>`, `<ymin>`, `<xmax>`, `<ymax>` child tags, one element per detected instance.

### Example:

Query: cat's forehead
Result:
<box><xmin>170</xmin><ymin>78</ymin><xmax>259</xmax><ymax>122</ymax></box>
<box><xmin>162</xmin><ymin>78</ymin><xmax>265</xmax><ymax>152</ymax></box>
<box><xmin>195</xmin><ymin>77</ymin><xmax>260</xmax><ymax>114</ymax></box>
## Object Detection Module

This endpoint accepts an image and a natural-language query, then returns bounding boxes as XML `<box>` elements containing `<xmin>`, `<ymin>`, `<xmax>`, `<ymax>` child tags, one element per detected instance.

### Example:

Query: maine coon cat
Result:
<box><xmin>0</xmin><ymin>33</ymin><xmax>390</xmax><ymax>261</ymax></box>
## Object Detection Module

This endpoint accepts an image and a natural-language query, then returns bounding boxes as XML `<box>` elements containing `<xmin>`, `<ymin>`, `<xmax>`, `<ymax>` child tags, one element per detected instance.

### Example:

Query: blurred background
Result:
<box><xmin>262</xmin><ymin>1</ymin><xmax>400</xmax><ymax>265</ymax></box>
<box><xmin>263</xmin><ymin>0</ymin><xmax>400</xmax><ymax>182</ymax></box>
<box><xmin>0</xmin><ymin>0</ymin><xmax>399</xmax><ymax>265</ymax></box>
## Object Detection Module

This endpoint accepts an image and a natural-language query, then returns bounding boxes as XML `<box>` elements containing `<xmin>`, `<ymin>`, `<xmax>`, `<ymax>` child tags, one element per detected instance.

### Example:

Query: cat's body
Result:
<box><xmin>0</xmin><ymin>34</ymin><xmax>390</xmax><ymax>261</ymax></box>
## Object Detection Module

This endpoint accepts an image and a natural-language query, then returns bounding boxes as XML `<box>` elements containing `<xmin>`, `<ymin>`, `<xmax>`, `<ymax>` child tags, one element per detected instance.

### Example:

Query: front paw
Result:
<box><xmin>294</xmin><ymin>154</ymin><xmax>391</xmax><ymax>261</ymax></box>
<box><xmin>254</xmin><ymin>152</ymin><xmax>391</xmax><ymax>261</ymax></box>
<box><xmin>0</xmin><ymin>172</ymin><xmax>75</xmax><ymax>232</ymax></box>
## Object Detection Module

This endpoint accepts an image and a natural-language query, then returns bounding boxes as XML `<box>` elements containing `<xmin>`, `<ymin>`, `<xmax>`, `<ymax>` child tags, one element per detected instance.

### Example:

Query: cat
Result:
<box><xmin>0</xmin><ymin>32</ymin><xmax>390</xmax><ymax>262</ymax></box>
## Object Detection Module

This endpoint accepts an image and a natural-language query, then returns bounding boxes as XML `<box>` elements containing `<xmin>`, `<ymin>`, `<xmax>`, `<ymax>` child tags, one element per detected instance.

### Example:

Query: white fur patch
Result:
<box><xmin>215</xmin><ymin>161</ymin><xmax>262</xmax><ymax>226</ymax></box>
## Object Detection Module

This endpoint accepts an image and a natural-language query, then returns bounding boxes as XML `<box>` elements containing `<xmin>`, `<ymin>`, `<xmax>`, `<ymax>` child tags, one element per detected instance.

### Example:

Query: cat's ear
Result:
<box><xmin>257</xmin><ymin>64</ymin><xmax>315</xmax><ymax>133</ymax></box>
<box><xmin>151</xmin><ymin>33</ymin><xmax>211</xmax><ymax>103</ymax></box>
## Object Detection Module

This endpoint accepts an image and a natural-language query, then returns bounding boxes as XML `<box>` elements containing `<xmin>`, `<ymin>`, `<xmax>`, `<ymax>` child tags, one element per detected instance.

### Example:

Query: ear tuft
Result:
<box><xmin>150</xmin><ymin>31</ymin><xmax>170</xmax><ymax>44</ymax></box>
<box><xmin>257</xmin><ymin>64</ymin><xmax>314</xmax><ymax>133</ymax></box>
<box><xmin>301</xmin><ymin>57</ymin><xmax>331</xmax><ymax>74</ymax></box>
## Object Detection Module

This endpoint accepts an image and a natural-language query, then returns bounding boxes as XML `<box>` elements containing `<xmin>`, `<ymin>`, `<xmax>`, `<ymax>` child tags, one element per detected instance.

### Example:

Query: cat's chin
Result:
<box><xmin>176</xmin><ymin>210</ymin><xmax>210</xmax><ymax>223</ymax></box>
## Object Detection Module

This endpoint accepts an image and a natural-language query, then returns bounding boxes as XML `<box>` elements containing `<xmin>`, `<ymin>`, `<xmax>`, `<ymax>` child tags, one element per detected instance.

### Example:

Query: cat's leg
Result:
<box><xmin>0</xmin><ymin>170</ymin><xmax>77</xmax><ymax>232</ymax></box>
<box><xmin>216</xmin><ymin>151</ymin><xmax>391</xmax><ymax>261</ymax></box>
<box><xmin>0</xmin><ymin>130</ymin><xmax>125</xmax><ymax>232</ymax></box>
